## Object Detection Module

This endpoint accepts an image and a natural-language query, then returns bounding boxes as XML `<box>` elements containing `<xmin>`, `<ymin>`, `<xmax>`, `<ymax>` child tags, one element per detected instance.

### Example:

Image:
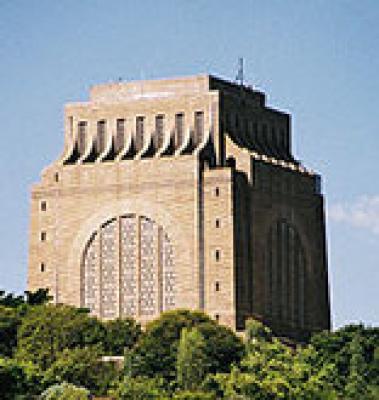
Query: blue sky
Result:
<box><xmin>0</xmin><ymin>0</ymin><xmax>378</xmax><ymax>329</ymax></box>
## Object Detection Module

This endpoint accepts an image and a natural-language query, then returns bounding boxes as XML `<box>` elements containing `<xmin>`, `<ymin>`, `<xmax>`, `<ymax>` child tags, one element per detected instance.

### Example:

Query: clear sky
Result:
<box><xmin>0</xmin><ymin>0</ymin><xmax>378</xmax><ymax>329</ymax></box>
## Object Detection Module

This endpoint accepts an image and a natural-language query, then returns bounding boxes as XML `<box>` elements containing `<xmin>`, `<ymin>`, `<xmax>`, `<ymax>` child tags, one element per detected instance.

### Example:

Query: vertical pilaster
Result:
<box><xmin>136</xmin><ymin>216</ymin><xmax>141</xmax><ymax>317</ymax></box>
<box><xmin>116</xmin><ymin>217</ymin><xmax>121</xmax><ymax>318</ymax></box>
<box><xmin>289</xmin><ymin>227</ymin><xmax>295</xmax><ymax>327</ymax></box>
<box><xmin>197</xmin><ymin>162</ymin><xmax>205</xmax><ymax>310</ymax></box>
<box><xmin>152</xmin><ymin>223</ymin><xmax>159</xmax><ymax>315</ymax></box>
<box><xmin>98</xmin><ymin>227</ymin><xmax>102</xmax><ymax>319</ymax></box>
<box><xmin>157</xmin><ymin>227</ymin><xmax>163</xmax><ymax>313</ymax></box>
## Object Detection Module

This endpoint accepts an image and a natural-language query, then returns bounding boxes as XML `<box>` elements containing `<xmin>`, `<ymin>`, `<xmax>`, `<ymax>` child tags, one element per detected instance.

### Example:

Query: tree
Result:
<box><xmin>0</xmin><ymin>305</ymin><xmax>20</xmax><ymax>357</ymax></box>
<box><xmin>0</xmin><ymin>289</ymin><xmax>53</xmax><ymax>358</ymax></box>
<box><xmin>176</xmin><ymin>327</ymin><xmax>208</xmax><ymax>390</ymax></box>
<box><xmin>16</xmin><ymin>304</ymin><xmax>106</xmax><ymax>369</ymax></box>
<box><xmin>0</xmin><ymin>357</ymin><xmax>42</xmax><ymax>399</ymax></box>
<box><xmin>109</xmin><ymin>376</ymin><xmax>169</xmax><ymax>400</ymax></box>
<box><xmin>102</xmin><ymin>318</ymin><xmax>141</xmax><ymax>355</ymax></box>
<box><xmin>366</xmin><ymin>385</ymin><xmax>379</xmax><ymax>400</ymax></box>
<box><xmin>24</xmin><ymin>288</ymin><xmax>52</xmax><ymax>305</ymax></box>
<box><xmin>172</xmin><ymin>391</ymin><xmax>216</xmax><ymax>400</ymax></box>
<box><xmin>311</xmin><ymin>324</ymin><xmax>379</xmax><ymax>394</ymax></box>
<box><xmin>43</xmin><ymin>346</ymin><xmax>119</xmax><ymax>395</ymax></box>
<box><xmin>245</xmin><ymin>318</ymin><xmax>272</xmax><ymax>346</ymax></box>
<box><xmin>0</xmin><ymin>288</ymin><xmax>51</xmax><ymax>308</ymax></box>
<box><xmin>40</xmin><ymin>382</ymin><xmax>90</xmax><ymax>400</ymax></box>
<box><xmin>206</xmin><ymin>320</ymin><xmax>338</xmax><ymax>399</ymax></box>
<box><xmin>0</xmin><ymin>290</ymin><xmax>24</xmax><ymax>308</ymax></box>
<box><xmin>0</xmin><ymin>357</ymin><xmax>28</xmax><ymax>399</ymax></box>
<box><xmin>344</xmin><ymin>335</ymin><xmax>368</xmax><ymax>399</ymax></box>
<box><xmin>128</xmin><ymin>309</ymin><xmax>244</xmax><ymax>382</ymax></box>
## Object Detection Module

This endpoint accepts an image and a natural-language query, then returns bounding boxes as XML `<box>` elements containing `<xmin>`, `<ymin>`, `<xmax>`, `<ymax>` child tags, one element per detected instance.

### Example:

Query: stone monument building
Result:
<box><xmin>28</xmin><ymin>75</ymin><xmax>330</xmax><ymax>339</ymax></box>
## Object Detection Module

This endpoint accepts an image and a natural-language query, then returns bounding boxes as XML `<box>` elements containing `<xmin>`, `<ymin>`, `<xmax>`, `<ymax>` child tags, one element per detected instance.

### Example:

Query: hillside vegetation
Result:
<box><xmin>0</xmin><ymin>289</ymin><xmax>378</xmax><ymax>399</ymax></box>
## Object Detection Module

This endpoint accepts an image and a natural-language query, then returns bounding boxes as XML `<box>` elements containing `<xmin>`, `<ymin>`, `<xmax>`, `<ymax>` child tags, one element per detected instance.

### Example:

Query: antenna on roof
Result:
<box><xmin>235</xmin><ymin>57</ymin><xmax>244</xmax><ymax>86</ymax></box>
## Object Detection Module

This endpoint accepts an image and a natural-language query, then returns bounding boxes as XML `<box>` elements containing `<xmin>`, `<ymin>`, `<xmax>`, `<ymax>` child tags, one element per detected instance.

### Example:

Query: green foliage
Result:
<box><xmin>102</xmin><ymin>318</ymin><xmax>141</xmax><ymax>355</ymax></box>
<box><xmin>245</xmin><ymin>318</ymin><xmax>272</xmax><ymax>345</ymax></box>
<box><xmin>176</xmin><ymin>327</ymin><xmax>208</xmax><ymax>390</ymax></box>
<box><xmin>0</xmin><ymin>357</ymin><xmax>28</xmax><ymax>399</ymax></box>
<box><xmin>366</xmin><ymin>385</ymin><xmax>379</xmax><ymax>400</ymax></box>
<box><xmin>128</xmin><ymin>309</ymin><xmax>244</xmax><ymax>382</ymax></box>
<box><xmin>16</xmin><ymin>304</ymin><xmax>106</xmax><ymax>369</ymax></box>
<box><xmin>1</xmin><ymin>286</ymin><xmax>378</xmax><ymax>400</ymax></box>
<box><xmin>344</xmin><ymin>334</ymin><xmax>369</xmax><ymax>399</ymax></box>
<box><xmin>311</xmin><ymin>324</ymin><xmax>379</xmax><ymax>394</ymax></box>
<box><xmin>205</xmin><ymin>322</ymin><xmax>338</xmax><ymax>399</ymax></box>
<box><xmin>0</xmin><ymin>357</ymin><xmax>43</xmax><ymax>399</ymax></box>
<box><xmin>40</xmin><ymin>382</ymin><xmax>90</xmax><ymax>400</ymax></box>
<box><xmin>0</xmin><ymin>290</ymin><xmax>25</xmax><ymax>308</ymax></box>
<box><xmin>0</xmin><ymin>288</ymin><xmax>51</xmax><ymax>308</ymax></box>
<box><xmin>0</xmin><ymin>289</ymin><xmax>53</xmax><ymax>358</ymax></box>
<box><xmin>196</xmin><ymin>318</ymin><xmax>245</xmax><ymax>374</ymax></box>
<box><xmin>24</xmin><ymin>288</ymin><xmax>52</xmax><ymax>306</ymax></box>
<box><xmin>109</xmin><ymin>376</ymin><xmax>169</xmax><ymax>399</ymax></box>
<box><xmin>172</xmin><ymin>390</ymin><xmax>216</xmax><ymax>399</ymax></box>
<box><xmin>43</xmin><ymin>346</ymin><xmax>119</xmax><ymax>395</ymax></box>
<box><xmin>0</xmin><ymin>305</ymin><xmax>20</xmax><ymax>357</ymax></box>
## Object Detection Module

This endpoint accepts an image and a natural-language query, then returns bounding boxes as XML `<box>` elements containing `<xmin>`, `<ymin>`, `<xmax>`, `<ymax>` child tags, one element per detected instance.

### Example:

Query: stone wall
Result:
<box><xmin>28</xmin><ymin>74</ymin><xmax>330</xmax><ymax>337</ymax></box>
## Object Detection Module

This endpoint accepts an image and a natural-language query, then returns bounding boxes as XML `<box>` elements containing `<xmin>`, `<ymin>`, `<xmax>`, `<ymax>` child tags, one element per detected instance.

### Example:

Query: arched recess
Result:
<box><xmin>81</xmin><ymin>214</ymin><xmax>175</xmax><ymax>319</ymax></box>
<box><xmin>264</xmin><ymin>219</ymin><xmax>307</xmax><ymax>329</ymax></box>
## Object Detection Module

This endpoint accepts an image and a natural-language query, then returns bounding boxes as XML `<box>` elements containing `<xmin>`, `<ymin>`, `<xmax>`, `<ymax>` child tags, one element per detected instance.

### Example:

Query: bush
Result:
<box><xmin>109</xmin><ymin>376</ymin><xmax>169</xmax><ymax>399</ymax></box>
<box><xmin>128</xmin><ymin>309</ymin><xmax>244</xmax><ymax>382</ymax></box>
<box><xmin>102</xmin><ymin>318</ymin><xmax>141</xmax><ymax>355</ymax></box>
<box><xmin>0</xmin><ymin>357</ymin><xmax>42</xmax><ymax>399</ymax></box>
<box><xmin>16</xmin><ymin>304</ymin><xmax>106</xmax><ymax>369</ymax></box>
<box><xmin>176</xmin><ymin>327</ymin><xmax>208</xmax><ymax>390</ymax></box>
<box><xmin>172</xmin><ymin>390</ymin><xmax>216</xmax><ymax>399</ymax></box>
<box><xmin>40</xmin><ymin>382</ymin><xmax>90</xmax><ymax>400</ymax></box>
<box><xmin>43</xmin><ymin>346</ymin><xmax>119</xmax><ymax>395</ymax></box>
<box><xmin>0</xmin><ymin>306</ymin><xmax>20</xmax><ymax>357</ymax></box>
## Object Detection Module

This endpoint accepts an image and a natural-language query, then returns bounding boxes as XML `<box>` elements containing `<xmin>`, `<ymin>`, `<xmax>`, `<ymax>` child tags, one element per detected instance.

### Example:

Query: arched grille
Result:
<box><xmin>82</xmin><ymin>214</ymin><xmax>175</xmax><ymax>319</ymax></box>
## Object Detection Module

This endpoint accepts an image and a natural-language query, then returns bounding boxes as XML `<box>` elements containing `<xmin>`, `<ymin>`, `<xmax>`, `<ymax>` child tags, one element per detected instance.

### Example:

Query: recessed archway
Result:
<box><xmin>264</xmin><ymin>219</ymin><xmax>307</xmax><ymax>329</ymax></box>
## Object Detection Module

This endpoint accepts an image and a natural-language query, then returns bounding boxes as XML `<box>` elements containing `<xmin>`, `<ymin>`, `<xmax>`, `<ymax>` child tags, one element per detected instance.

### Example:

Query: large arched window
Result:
<box><xmin>265</xmin><ymin>219</ymin><xmax>307</xmax><ymax>329</ymax></box>
<box><xmin>82</xmin><ymin>214</ymin><xmax>175</xmax><ymax>319</ymax></box>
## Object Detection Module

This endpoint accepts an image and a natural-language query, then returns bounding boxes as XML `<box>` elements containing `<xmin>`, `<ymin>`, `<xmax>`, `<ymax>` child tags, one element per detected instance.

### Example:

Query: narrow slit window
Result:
<box><xmin>40</xmin><ymin>231</ymin><xmax>47</xmax><ymax>241</ymax></box>
<box><xmin>215</xmin><ymin>249</ymin><xmax>220</xmax><ymax>261</ymax></box>
<box><xmin>97</xmin><ymin>120</ymin><xmax>106</xmax><ymax>154</ymax></box>
<box><xmin>54</xmin><ymin>172</ymin><xmax>59</xmax><ymax>182</ymax></box>
<box><xmin>215</xmin><ymin>187</ymin><xmax>220</xmax><ymax>197</ymax></box>
<box><xmin>136</xmin><ymin>116</ymin><xmax>145</xmax><ymax>150</ymax></box>
<box><xmin>40</xmin><ymin>263</ymin><xmax>45</xmax><ymax>272</ymax></box>
<box><xmin>78</xmin><ymin>121</ymin><xmax>87</xmax><ymax>155</ymax></box>
<box><xmin>215</xmin><ymin>314</ymin><xmax>220</xmax><ymax>322</ymax></box>
<box><xmin>175</xmin><ymin>113</ymin><xmax>184</xmax><ymax>148</ymax></box>
<box><xmin>215</xmin><ymin>281</ymin><xmax>220</xmax><ymax>291</ymax></box>
<box><xmin>116</xmin><ymin>119</ymin><xmax>125</xmax><ymax>153</ymax></box>
<box><xmin>194</xmin><ymin>111</ymin><xmax>204</xmax><ymax>145</ymax></box>
<box><xmin>40</xmin><ymin>201</ymin><xmax>47</xmax><ymax>211</ymax></box>
<box><xmin>215</xmin><ymin>219</ymin><xmax>220</xmax><ymax>228</ymax></box>
<box><xmin>155</xmin><ymin>115</ymin><xmax>165</xmax><ymax>149</ymax></box>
